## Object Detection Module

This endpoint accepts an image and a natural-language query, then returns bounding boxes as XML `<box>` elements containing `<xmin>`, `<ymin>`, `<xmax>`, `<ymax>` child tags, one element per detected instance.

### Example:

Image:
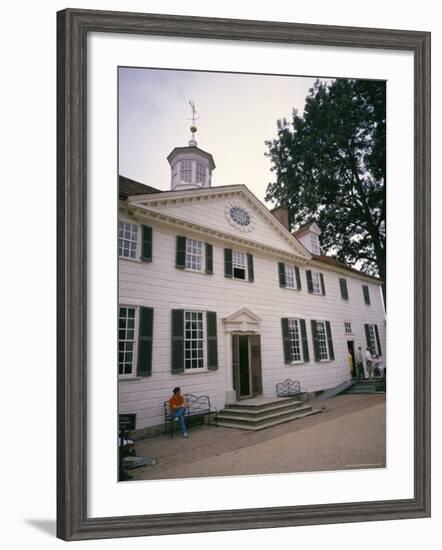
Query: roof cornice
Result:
<box><xmin>120</xmin><ymin>202</ymin><xmax>382</xmax><ymax>285</ymax></box>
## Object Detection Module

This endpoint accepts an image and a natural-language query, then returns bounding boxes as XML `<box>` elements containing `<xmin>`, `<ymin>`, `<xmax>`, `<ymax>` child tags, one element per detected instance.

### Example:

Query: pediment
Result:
<box><xmin>127</xmin><ymin>185</ymin><xmax>311</xmax><ymax>261</ymax></box>
<box><xmin>222</xmin><ymin>307</ymin><xmax>262</xmax><ymax>324</ymax></box>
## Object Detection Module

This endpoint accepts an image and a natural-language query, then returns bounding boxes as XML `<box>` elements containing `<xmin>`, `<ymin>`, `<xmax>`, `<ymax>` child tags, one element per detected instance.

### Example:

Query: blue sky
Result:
<box><xmin>118</xmin><ymin>67</ymin><xmax>317</xmax><ymax>203</ymax></box>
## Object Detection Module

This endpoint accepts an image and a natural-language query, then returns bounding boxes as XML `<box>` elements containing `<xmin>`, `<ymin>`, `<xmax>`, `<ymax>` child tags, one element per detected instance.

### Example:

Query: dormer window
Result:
<box><xmin>311</xmin><ymin>234</ymin><xmax>320</xmax><ymax>255</ymax></box>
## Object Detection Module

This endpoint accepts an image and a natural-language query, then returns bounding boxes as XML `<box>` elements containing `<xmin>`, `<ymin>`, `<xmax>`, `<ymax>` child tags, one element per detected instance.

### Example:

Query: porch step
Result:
<box><xmin>216</xmin><ymin>409</ymin><xmax>322</xmax><ymax>431</ymax></box>
<box><xmin>223</xmin><ymin>398</ymin><xmax>305</xmax><ymax>417</ymax></box>
<box><xmin>216</xmin><ymin>396</ymin><xmax>321</xmax><ymax>431</ymax></box>
<box><xmin>225</xmin><ymin>396</ymin><xmax>302</xmax><ymax>411</ymax></box>
<box><xmin>217</xmin><ymin>404</ymin><xmax>313</xmax><ymax>425</ymax></box>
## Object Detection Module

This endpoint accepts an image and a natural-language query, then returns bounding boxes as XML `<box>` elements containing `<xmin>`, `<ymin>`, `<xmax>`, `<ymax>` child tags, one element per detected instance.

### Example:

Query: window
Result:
<box><xmin>284</xmin><ymin>264</ymin><xmax>295</xmax><ymax>289</ymax></box>
<box><xmin>288</xmin><ymin>319</ymin><xmax>302</xmax><ymax>362</ymax></box>
<box><xmin>184</xmin><ymin>311</ymin><xmax>205</xmax><ymax>370</ymax></box>
<box><xmin>316</xmin><ymin>321</ymin><xmax>330</xmax><ymax>360</ymax></box>
<box><xmin>118</xmin><ymin>221</ymin><xmax>138</xmax><ymax>259</ymax></box>
<box><xmin>363</xmin><ymin>284</ymin><xmax>371</xmax><ymax>305</ymax></box>
<box><xmin>180</xmin><ymin>159</ymin><xmax>192</xmax><ymax>183</ymax></box>
<box><xmin>232</xmin><ymin>250</ymin><xmax>246</xmax><ymax>280</ymax></box>
<box><xmin>118</xmin><ymin>307</ymin><xmax>136</xmax><ymax>375</ymax></box>
<box><xmin>185</xmin><ymin>238</ymin><xmax>203</xmax><ymax>271</ymax></box>
<box><xmin>366</xmin><ymin>323</ymin><xmax>378</xmax><ymax>355</ymax></box>
<box><xmin>312</xmin><ymin>271</ymin><xmax>322</xmax><ymax>295</ymax></box>
<box><xmin>340</xmin><ymin>278</ymin><xmax>349</xmax><ymax>300</ymax></box>
<box><xmin>196</xmin><ymin>161</ymin><xmax>207</xmax><ymax>184</ymax></box>
<box><xmin>344</xmin><ymin>322</ymin><xmax>353</xmax><ymax>334</ymax></box>
<box><xmin>311</xmin><ymin>234</ymin><xmax>320</xmax><ymax>254</ymax></box>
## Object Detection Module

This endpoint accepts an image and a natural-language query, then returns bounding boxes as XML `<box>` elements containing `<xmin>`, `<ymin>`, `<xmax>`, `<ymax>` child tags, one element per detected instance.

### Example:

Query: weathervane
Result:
<box><xmin>188</xmin><ymin>99</ymin><xmax>199</xmax><ymax>145</ymax></box>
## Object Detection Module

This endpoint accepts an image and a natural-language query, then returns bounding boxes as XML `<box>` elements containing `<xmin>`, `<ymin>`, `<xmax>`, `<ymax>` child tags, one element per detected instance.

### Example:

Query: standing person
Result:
<box><xmin>365</xmin><ymin>347</ymin><xmax>373</xmax><ymax>380</ymax></box>
<box><xmin>168</xmin><ymin>387</ymin><xmax>189</xmax><ymax>438</ymax></box>
<box><xmin>356</xmin><ymin>346</ymin><xmax>365</xmax><ymax>380</ymax></box>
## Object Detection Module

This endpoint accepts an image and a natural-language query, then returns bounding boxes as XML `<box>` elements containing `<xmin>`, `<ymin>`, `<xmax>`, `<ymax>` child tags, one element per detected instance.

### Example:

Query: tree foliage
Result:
<box><xmin>265</xmin><ymin>78</ymin><xmax>386</xmax><ymax>292</ymax></box>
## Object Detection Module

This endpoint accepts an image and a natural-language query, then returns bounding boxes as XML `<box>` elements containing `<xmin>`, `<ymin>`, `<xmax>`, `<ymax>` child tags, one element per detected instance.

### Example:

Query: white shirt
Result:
<box><xmin>365</xmin><ymin>349</ymin><xmax>373</xmax><ymax>361</ymax></box>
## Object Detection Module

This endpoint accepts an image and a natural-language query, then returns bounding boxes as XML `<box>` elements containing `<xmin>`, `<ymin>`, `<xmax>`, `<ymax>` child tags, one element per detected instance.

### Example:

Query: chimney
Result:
<box><xmin>270</xmin><ymin>206</ymin><xmax>289</xmax><ymax>231</ymax></box>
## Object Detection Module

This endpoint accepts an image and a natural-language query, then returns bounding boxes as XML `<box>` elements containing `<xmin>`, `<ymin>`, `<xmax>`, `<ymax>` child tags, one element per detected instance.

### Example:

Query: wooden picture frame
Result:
<box><xmin>57</xmin><ymin>8</ymin><xmax>431</xmax><ymax>541</ymax></box>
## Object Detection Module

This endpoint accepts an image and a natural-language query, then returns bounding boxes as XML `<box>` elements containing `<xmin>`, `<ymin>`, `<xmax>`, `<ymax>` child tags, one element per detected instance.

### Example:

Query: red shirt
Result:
<box><xmin>168</xmin><ymin>394</ymin><xmax>184</xmax><ymax>411</ymax></box>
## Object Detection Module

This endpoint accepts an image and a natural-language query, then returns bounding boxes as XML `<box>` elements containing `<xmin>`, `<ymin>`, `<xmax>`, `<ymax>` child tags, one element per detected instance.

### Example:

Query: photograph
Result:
<box><xmin>117</xmin><ymin>67</ymin><xmax>387</xmax><ymax>482</ymax></box>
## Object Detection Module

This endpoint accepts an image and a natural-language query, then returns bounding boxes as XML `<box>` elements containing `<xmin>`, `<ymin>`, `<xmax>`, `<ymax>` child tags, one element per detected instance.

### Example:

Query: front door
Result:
<box><xmin>232</xmin><ymin>334</ymin><xmax>263</xmax><ymax>400</ymax></box>
<box><xmin>347</xmin><ymin>340</ymin><xmax>356</xmax><ymax>378</ymax></box>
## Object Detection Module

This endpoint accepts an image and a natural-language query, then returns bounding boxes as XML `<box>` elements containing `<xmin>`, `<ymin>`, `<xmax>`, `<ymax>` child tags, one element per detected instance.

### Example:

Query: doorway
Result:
<box><xmin>347</xmin><ymin>340</ymin><xmax>356</xmax><ymax>379</ymax></box>
<box><xmin>232</xmin><ymin>334</ymin><xmax>263</xmax><ymax>400</ymax></box>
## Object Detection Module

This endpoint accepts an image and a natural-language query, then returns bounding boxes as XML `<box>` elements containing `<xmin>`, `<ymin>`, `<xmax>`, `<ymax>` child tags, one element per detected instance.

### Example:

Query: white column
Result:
<box><xmin>224</xmin><ymin>330</ymin><xmax>236</xmax><ymax>404</ymax></box>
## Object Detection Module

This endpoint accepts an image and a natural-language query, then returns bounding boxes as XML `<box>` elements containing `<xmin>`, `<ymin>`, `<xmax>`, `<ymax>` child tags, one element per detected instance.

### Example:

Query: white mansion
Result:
<box><xmin>118</xmin><ymin>138</ymin><xmax>385</xmax><ymax>432</ymax></box>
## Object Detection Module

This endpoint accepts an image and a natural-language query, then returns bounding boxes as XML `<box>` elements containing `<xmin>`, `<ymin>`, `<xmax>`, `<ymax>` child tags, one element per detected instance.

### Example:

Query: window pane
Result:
<box><xmin>118</xmin><ymin>306</ymin><xmax>136</xmax><ymax>375</ymax></box>
<box><xmin>288</xmin><ymin>319</ymin><xmax>302</xmax><ymax>361</ymax></box>
<box><xmin>285</xmin><ymin>265</ymin><xmax>295</xmax><ymax>288</ymax></box>
<box><xmin>312</xmin><ymin>271</ymin><xmax>321</xmax><ymax>294</ymax></box>
<box><xmin>316</xmin><ymin>321</ymin><xmax>329</xmax><ymax>360</ymax></box>
<box><xmin>118</xmin><ymin>221</ymin><xmax>138</xmax><ymax>259</ymax></box>
<box><xmin>184</xmin><ymin>310</ymin><xmax>204</xmax><ymax>369</ymax></box>
<box><xmin>185</xmin><ymin>238</ymin><xmax>203</xmax><ymax>271</ymax></box>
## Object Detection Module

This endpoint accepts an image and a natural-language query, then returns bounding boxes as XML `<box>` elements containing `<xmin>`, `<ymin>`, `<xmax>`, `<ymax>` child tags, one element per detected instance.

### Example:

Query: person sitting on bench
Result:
<box><xmin>168</xmin><ymin>387</ymin><xmax>189</xmax><ymax>438</ymax></box>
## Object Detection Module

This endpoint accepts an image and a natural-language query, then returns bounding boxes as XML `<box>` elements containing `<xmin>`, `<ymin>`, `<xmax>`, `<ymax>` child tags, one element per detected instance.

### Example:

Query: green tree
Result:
<box><xmin>265</xmin><ymin>79</ymin><xmax>386</xmax><ymax>299</ymax></box>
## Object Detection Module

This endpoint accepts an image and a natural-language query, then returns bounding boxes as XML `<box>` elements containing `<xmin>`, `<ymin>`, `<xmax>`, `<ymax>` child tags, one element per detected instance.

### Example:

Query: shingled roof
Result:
<box><xmin>311</xmin><ymin>254</ymin><xmax>382</xmax><ymax>283</ymax></box>
<box><xmin>119</xmin><ymin>175</ymin><xmax>162</xmax><ymax>200</ymax></box>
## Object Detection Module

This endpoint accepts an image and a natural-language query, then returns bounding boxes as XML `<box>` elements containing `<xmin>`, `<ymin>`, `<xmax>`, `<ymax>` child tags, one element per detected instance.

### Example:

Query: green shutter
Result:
<box><xmin>176</xmin><ymin>236</ymin><xmax>186</xmax><ymax>269</ymax></box>
<box><xmin>325</xmin><ymin>321</ymin><xmax>335</xmax><ymax>360</ymax></box>
<box><xmin>171</xmin><ymin>309</ymin><xmax>184</xmax><ymax>373</ymax></box>
<box><xmin>340</xmin><ymin>278</ymin><xmax>349</xmax><ymax>300</ymax></box>
<box><xmin>224</xmin><ymin>248</ymin><xmax>233</xmax><ymax>278</ymax></box>
<box><xmin>207</xmin><ymin>311</ymin><xmax>218</xmax><ymax>370</ymax></box>
<box><xmin>300</xmin><ymin>319</ymin><xmax>309</xmax><ymax>362</ymax></box>
<box><xmin>374</xmin><ymin>324</ymin><xmax>382</xmax><ymax>355</ymax></box>
<box><xmin>311</xmin><ymin>320</ymin><xmax>320</xmax><ymax>362</ymax></box>
<box><xmin>281</xmin><ymin>318</ymin><xmax>291</xmax><ymax>363</ymax></box>
<box><xmin>320</xmin><ymin>273</ymin><xmax>326</xmax><ymax>295</ymax></box>
<box><xmin>205</xmin><ymin>243</ymin><xmax>213</xmax><ymax>274</ymax></box>
<box><xmin>247</xmin><ymin>254</ymin><xmax>254</xmax><ymax>282</ymax></box>
<box><xmin>137</xmin><ymin>307</ymin><xmax>153</xmax><ymax>377</ymax></box>
<box><xmin>295</xmin><ymin>266</ymin><xmax>302</xmax><ymax>290</ymax></box>
<box><xmin>306</xmin><ymin>270</ymin><xmax>314</xmax><ymax>293</ymax></box>
<box><xmin>278</xmin><ymin>262</ymin><xmax>286</xmax><ymax>287</ymax></box>
<box><xmin>364</xmin><ymin>323</ymin><xmax>371</xmax><ymax>350</ymax></box>
<box><xmin>141</xmin><ymin>225</ymin><xmax>152</xmax><ymax>262</ymax></box>
<box><xmin>363</xmin><ymin>285</ymin><xmax>371</xmax><ymax>305</ymax></box>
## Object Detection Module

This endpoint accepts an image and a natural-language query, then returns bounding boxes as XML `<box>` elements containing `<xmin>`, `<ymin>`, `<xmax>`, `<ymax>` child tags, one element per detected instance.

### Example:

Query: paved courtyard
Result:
<box><xmin>126</xmin><ymin>393</ymin><xmax>386</xmax><ymax>482</ymax></box>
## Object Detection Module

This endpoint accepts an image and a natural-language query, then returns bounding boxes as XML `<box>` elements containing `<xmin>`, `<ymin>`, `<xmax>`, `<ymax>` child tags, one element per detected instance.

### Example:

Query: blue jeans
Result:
<box><xmin>171</xmin><ymin>407</ymin><xmax>187</xmax><ymax>433</ymax></box>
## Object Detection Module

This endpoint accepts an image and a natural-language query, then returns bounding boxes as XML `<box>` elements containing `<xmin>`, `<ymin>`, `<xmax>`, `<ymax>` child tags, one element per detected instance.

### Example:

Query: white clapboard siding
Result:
<box><xmin>119</xmin><ymin>221</ymin><xmax>386</xmax><ymax>430</ymax></box>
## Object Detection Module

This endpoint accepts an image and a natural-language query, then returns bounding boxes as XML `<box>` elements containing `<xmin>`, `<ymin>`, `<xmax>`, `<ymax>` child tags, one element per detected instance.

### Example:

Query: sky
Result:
<box><xmin>118</xmin><ymin>67</ymin><xmax>319</xmax><ymax>205</ymax></box>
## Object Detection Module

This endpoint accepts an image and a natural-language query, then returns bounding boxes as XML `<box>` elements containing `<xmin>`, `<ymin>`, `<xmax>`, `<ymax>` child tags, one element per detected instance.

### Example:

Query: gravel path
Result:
<box><xmin>128</xmin><ymin>393</ymin><xmax>386</xmax><ymax>481</ymax></box>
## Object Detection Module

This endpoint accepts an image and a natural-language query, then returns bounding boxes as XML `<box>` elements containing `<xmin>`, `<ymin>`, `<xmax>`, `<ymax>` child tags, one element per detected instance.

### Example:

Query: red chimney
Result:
<box><xmin>270</xmin><ymin>206</ymin><xmax>289</xmax><ymax>231</ymax></box>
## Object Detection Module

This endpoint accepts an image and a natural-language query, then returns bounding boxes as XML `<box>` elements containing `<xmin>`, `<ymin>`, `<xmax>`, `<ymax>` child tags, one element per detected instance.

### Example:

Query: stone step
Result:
<box><xmin>217</xmin><ymin>404</ymin><xmax>313</xmax><ymax>425</ymax></box>
<box><xmin>216</xmin><ymin>409</ymin><xmax>322</xmax><ymax>431</ymax></box>
<box><xmin>225</xmin><ymin>396</ymin><xmax>302</xmax><ymax>411</ymax></box>
<box><xmin>222</xmin><ymin>399</ymin><xmax>305</xmax><ymax>417</ymax></box>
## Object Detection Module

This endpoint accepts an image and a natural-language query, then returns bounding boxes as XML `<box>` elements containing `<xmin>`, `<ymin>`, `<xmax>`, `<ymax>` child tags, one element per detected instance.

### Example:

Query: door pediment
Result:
<box><xmin>222</xmin><ymin>307</ymin><xmax>261</xmax><ymax>333</ymax></box>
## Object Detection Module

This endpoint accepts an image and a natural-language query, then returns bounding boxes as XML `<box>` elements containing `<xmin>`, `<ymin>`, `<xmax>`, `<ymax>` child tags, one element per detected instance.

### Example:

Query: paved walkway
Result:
<box><xmin>128</xmin><ymin>393</ymin><xmax>386</xmax><ymax>481</ymax></box>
